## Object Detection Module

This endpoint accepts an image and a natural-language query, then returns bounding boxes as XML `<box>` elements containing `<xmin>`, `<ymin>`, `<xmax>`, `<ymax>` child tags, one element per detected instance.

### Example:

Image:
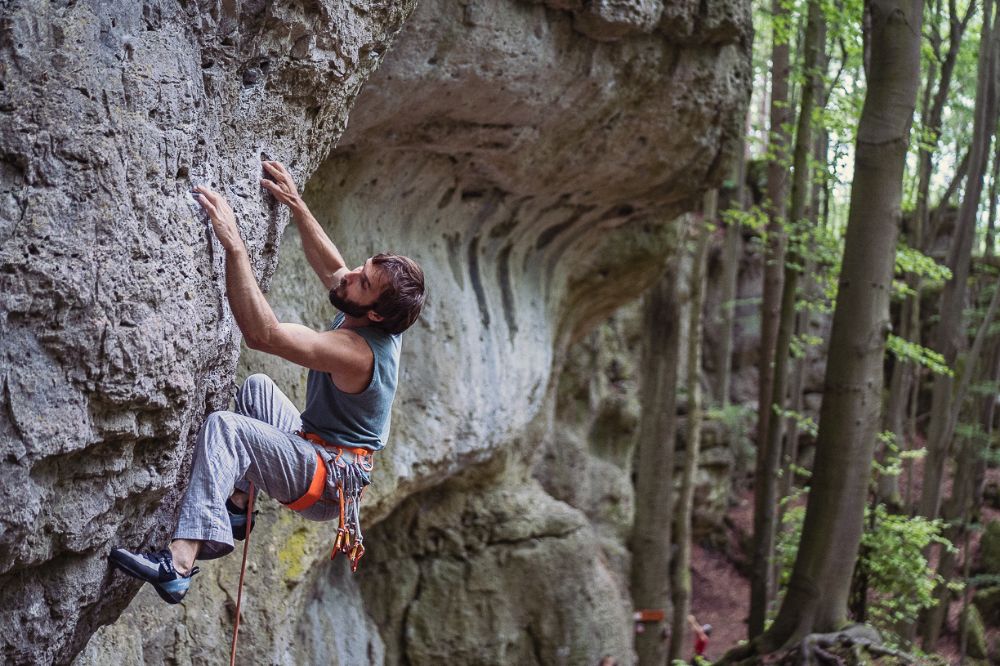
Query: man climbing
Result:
<box><xmin>109</xmin><ymin>160</ymin><xmax>425</xmax><ymax>603</ymax></box>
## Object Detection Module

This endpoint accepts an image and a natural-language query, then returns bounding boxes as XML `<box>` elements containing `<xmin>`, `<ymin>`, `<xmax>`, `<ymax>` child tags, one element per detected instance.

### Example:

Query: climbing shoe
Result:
<box><xmin>226</xmin><ymin>497</ymin><xmax>258</xmax><ymax>541</ymax></box>
<box><xmin>108</xmin><ymin>548</ymin><xmax>199</xmax><ymax>604</ymax></box>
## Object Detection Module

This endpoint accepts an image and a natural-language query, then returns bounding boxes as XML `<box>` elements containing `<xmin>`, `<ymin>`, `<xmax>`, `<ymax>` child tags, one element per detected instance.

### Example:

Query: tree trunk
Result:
<box><xmin>722</xmin><ymin>1</ymin><xmax>924</xmax><ymax>657</ymax></box>
<box><xmin>669</xmin><ymin>193</ymin><xmax>714</xmax><ymax>664</ymax></box>
<box><xmin>780</xmin><ymin>128</ymin><xmax>828</xmax><ymax>506</ymax></box>
<box><xmin>754</xmin><ymin>0</ymin><xmax>792</xmax><ymax>499</ymax></box>
<box><xmin>919</xmin><ymin>0</ymin><xmax>1000</xmax><ymax>524</ymax></box>
<box><xmin>716</xmin><ymin>135</ymin><xmax>748</xmax><ymax>408</ymax></box>
<box><xmin>631</xmin><ymin>250</ymin><xmax>684</xmax><ymax>665</ymax></box>
<box><xmin>986</xmin><ymin>135</ymin><xmax>1000</xmax><ymax>258</ymax></box>
<box><xmin>751</xmin><ymin>0</ymin><xmax>825</xmax><ymax>635</ymax></box>
<box><xmin>883</xmin><ymin>0</ymin><xmax>973</xmax><ymax>509</ymax></box>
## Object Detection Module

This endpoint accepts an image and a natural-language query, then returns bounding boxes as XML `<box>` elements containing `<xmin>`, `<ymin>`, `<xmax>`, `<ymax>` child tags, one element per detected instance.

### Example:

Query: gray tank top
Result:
<box><xmin>300</xmin><ymin>313</ymin><xmax>401</xmax><ymax>452</ymax></box>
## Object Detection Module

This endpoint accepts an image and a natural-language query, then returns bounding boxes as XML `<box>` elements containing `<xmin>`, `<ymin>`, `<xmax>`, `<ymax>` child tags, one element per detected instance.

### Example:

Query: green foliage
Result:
<box><xmin>707</xmin><ymin>403</ymin><xmax>757</xmax><ymax>463</ymax></box>
<box><xmin>871</xmin><ymin>430</ymin><xmax>926</xmax><ymax>483</ymax></box>
<box><xmin>722</xmin><ymin>203</ymin><xmax>768</xmax><ymax>235</ymax></box>
<box><xmin>792</xmin><ymin>223</ymin><xmax>842</xmax><ymax>313</ymax></box>
<box><xmin>776</xmin><ymin>502</ymin><xmax>954</xmax><ymax>638</ymax></box>
<box><xmin>772</xmin><ymin>405</ymin><xmax>818</xmax><ymax>437</ymax></box>
<box><xmin>790</xmin><ymin>332</ymin><xmax>824</xmax><ymax>359</ymax></box>
<box><xmin>955</xmin><ymin>421</ymin><xmax>992</xmax><ymax>447</ymax></box>
<box><xmin>859</xmin><ymin>505</ymin><xmax>957</xmax><ymax>631</ymax></box>
<box><xmin>894</xmin><ymin>243</ymin><xmax>952</xmax><ymax>288</ymax></box>
<box><xmin>886</xmin><ymin>334</ymin><xmax>954</xmax><ymax>376</ymax></box>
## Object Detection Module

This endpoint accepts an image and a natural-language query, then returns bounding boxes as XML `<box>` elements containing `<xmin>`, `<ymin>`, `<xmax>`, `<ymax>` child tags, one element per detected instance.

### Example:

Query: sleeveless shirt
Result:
<box><xmin>300</xmin><ymin>313</ymin><xmax>401</xmax><ymax>452</ymax></box>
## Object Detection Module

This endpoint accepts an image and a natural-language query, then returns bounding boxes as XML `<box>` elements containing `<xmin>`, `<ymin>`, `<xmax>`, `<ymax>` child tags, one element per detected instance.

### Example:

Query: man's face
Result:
<box><xmin>329</xmin><ymin>257</ymin><xmax>387</xmax><ymax>319</ymax></box>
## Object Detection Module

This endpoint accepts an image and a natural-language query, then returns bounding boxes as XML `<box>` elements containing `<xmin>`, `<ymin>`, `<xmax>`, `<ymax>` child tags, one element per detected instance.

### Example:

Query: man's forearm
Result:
<box><xmin>290</xmin><ymin>199</ymin><xmax>347</xmax><ymax>289</ymax></box>
<box><xmin>224</xmin><ymin>248</ymin><xmax>281</xmax><ymax>348</ymax></box>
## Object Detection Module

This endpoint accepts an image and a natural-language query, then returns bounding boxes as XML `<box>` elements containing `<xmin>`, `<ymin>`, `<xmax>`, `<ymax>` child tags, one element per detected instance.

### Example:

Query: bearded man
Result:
<box><xmin>109</xmin><ymin>160</ymin><xmax>425</xmax><ymax>603</ymax></box>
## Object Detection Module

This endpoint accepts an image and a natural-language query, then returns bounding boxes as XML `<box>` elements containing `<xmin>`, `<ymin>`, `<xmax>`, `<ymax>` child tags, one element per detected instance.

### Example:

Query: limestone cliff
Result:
<box><xmin>0</xmin><ymin>1</ymin><xmax>750</xmax><ymax>664</ymax></box>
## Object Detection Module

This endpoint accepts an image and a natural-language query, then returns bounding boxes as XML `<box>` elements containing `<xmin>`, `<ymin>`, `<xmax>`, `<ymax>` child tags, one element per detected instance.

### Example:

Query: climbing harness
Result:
<box><xmin>228</xmin><ymin>431</ymin><xmax>374</xmax><ymax>664</ymax></box>
<box><xmin>291</xmin><ymin>430</ymin><xmax>374</xmax><ymax>572</ymax></box>
<box><xmin>230</xmin><ymin>482</ymin><xmax>255</xmax><ymax>666</ymax></box>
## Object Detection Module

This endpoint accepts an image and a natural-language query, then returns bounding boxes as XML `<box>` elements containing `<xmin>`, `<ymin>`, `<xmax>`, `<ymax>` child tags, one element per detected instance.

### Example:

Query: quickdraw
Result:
<box><xmin>292</xmin><ymin>430</ymin><xmax>374</xmax><ymax>572</ymax></box>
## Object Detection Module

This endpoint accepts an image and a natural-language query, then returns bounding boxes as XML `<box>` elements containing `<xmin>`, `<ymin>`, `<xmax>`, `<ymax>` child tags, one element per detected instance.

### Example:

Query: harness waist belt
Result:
<box><xmin>283</xmin><ymin>430</ymin><xmax>373</xmax><ymax>513</ymax></box>
<box><xmin>296</xmin><ymin>430</ymin><xmax>373</xmax><ymax>458</ymax></box>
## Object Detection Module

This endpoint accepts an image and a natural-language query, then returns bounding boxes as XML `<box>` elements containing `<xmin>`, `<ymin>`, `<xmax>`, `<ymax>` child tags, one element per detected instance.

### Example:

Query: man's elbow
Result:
<box><xmin>244</xmin><ymin>327</ymin><xmax>279</xmax><ymax>353</ymax></box>
<box><xmin>244</xmin><ymin>336</ymin><xmax>269</xmax><ymax>352</ymax></box>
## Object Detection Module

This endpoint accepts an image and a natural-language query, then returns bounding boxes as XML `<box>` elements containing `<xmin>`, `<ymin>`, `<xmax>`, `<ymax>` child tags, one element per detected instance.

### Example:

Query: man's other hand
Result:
<box><xmin>260</xmin><ymin>161</ymin><xmax>302</xmax><ymax>208</ymax></box>
<box><xmin>194</xmin><ymin>185</ymin><xmax>245</xmax><ymax>253</ymax></box>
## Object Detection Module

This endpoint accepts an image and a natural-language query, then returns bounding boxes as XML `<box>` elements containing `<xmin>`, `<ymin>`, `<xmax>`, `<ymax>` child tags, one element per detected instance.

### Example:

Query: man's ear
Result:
<box><xmin>367</xmin><ymin>310</ymin><xmax>384</xmax><ymax>323</ymax></box>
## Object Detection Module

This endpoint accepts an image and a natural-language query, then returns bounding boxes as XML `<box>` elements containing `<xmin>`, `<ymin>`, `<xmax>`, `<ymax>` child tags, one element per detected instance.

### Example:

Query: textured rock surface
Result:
<box><xmin>0</xmin><ymin>1</ymin><xmax>415</xmax><ymax>663</ymax></box>
<box><xmin>2</xmin><ymin>0</ymin><xmax>750</xmax><ymax>663</ymax></box>
<box><xmin>361</xmin><ymin>468</ymin><xmax>632</xmax><ymax>664</ymax></box>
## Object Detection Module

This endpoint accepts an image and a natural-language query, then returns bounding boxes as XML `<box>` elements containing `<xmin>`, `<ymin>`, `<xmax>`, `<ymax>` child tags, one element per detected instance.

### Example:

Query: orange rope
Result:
<box><xmin>230</xmin><ymin>483</ymin><xmax>254</xmax><ymax>666</ymax></box>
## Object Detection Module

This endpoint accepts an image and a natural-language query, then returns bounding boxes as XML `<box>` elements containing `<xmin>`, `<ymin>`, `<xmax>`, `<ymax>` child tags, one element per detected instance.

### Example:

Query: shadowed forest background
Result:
<box><xmin>0</xmin><ymin>0</ymin><xmax>999</xmax><ymax>664</ymax></box>
<box><xmin>628</xmin><ymin>0</ymin><xmax>1000</xmax><ymax>662</ymax></box>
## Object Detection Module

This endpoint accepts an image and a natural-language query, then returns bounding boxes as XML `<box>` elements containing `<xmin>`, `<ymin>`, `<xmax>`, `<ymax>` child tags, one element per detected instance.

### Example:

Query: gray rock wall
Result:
<box><xmin>2</xmin><ymin>0</ymin><xmax>750</xmax><ymax>664</ymax></box>
<box><xmin>1</xmin><ymin>1</ymin><xmax>415</xmax><ymax>663</ymax></box>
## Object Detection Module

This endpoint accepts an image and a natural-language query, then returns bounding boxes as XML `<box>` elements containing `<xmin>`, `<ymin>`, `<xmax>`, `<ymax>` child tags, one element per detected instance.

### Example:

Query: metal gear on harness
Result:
<box><xmin>290</xmin><ymin>430</ymin><xmax>374</xmax><ymax>572</ymax></box>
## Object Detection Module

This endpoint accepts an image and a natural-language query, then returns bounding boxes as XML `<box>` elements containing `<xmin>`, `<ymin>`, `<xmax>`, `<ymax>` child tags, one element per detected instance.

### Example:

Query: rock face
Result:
<box><xmin>2</xmin><ymin>0</ymin><xmax>750</xmax><ymax>664</ymax></box>
<box><xmin>0</xmin><ymin>2</ymin><xmax>415</xmax><ymax>663</ymax></box>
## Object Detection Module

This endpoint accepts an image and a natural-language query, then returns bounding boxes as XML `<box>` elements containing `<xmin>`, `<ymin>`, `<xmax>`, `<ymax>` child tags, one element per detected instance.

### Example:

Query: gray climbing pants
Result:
<box><xmin>172</xmin><ymin>373</ymin><xmax>342</xmax><ymax>560</ymax></box>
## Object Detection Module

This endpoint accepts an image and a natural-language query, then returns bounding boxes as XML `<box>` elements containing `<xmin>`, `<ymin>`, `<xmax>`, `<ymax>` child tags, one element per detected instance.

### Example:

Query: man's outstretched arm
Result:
<box><xmin>194</xmin><ymin>185</ymin><xmax>371</xmax><ymax>384</ymax></box>
<box><xmin>260</xmin><ymin>160</ymin><xmax>348</xmax><ymax>290</ymax></box>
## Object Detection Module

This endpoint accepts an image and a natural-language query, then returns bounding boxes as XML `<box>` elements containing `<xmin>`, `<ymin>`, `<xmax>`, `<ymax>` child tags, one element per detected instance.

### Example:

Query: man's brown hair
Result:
<box><xmin>370</xmin><ymin>253</ymin><xmax>426</xmax><ymax>335</ymax></box>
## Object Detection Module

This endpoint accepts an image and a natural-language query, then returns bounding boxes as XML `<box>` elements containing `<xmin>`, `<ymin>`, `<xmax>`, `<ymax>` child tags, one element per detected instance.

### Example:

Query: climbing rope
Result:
<box><xmin>230</xmin><ymin>483</ymin><xmax>254</xmax><ymax>666</ymax></box>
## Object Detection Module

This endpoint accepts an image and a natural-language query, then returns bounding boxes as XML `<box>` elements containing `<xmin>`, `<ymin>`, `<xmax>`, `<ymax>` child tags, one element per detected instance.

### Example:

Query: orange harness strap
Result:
<box><xmin>286</xmin><ymin>430</ymin><xmax>374</xmax><ymax>571</ymax></box>
<box><xmin>283</xmin><ymin>451</ymin><xmax>327</xmax><ymax>512</ymax></box>
<box><xmin>298</xmin><ymin>430</ymin><xmax>373</xmax><ymax>459</ymax></box>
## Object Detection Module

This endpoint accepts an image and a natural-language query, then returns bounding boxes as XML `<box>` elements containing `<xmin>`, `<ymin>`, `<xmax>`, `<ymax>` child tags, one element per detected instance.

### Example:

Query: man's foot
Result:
<box><xmin>108</xmin><ymin>548</ymin><xmax>199</xmax><ymax>604</ymax></box>
<box><xmin>226</xmin><ymin>497</ymin><xmax>258</xmax><ymax>540</ymax></box>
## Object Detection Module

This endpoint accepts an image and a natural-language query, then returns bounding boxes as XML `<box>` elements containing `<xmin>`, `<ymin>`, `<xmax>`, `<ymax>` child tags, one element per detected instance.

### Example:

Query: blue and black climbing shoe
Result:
<box><xmin>226</xmin><ymin>498</ymin><xmax>258</xmax><ymax>540</ymax></box>
<box><xmin>108</xmin><ymin>548</ymin><xmax>199</xmax><ymax>604</ymax></box>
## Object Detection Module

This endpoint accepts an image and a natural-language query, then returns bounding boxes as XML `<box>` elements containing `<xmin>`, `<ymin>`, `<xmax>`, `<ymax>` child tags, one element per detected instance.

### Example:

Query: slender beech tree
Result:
<box><xmin>780</xmin><ymin>127</ymin><xmax>829</xmax><ymax>505</ymax></box>
<box><xmin>919</xmin><ymin>0</ymin><xmax>1000</xmax><ymax>525</ymax></box>
<box><xmin>986</xmin><ymin>135</ymin><xmax>1000</xmax><ymax>258</ymax></box>
<box><xmin>630</xmin><ymin>245</ymin><xmax>684</xmax><ymax>665</ymax></box>
<box><xmin>751</xmin><ymin>0</ymin><xmax>826</xmax><ymax>633</ymax></box>
<box><xmin>750</xmin><ymin>0</ymin><xmax>793</xmax><ymax>637</ymax></box>
<box><xmin>722</xmin><ymin>0</ymin><xmax>924</xmax><ymax>656</ymax></box>
<box><xmin>882</xmin><ymin>0</ymin><xmax>975</xmax><ymax>506</ymax></box>
<box><xmin>669</xmin><ymin>193</ymin><xmax>714</xmax><ymax>663</ymax></box>
<box><xmin>715</xmin><ymin>137</ymin><xmax>748</xmax><ymax>409</ymax></box>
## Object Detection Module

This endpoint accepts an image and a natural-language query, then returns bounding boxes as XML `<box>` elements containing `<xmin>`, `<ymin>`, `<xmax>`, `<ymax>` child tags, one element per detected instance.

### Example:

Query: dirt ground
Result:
<box><xmin>684</xmin><ymin>466</ymin><xmax>1000</xmax><ymax>664</ymax></box>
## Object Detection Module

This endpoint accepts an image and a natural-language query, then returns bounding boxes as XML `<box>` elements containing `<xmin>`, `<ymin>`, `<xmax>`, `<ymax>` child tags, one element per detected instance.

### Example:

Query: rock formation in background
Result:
<box><xmin>1</xmin><ymin>1</ymin><xmax>750</xmax><ymax>664</ymax></box>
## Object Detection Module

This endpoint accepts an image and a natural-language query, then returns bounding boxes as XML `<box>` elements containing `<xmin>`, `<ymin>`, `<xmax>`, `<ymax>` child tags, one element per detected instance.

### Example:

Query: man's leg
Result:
<box><xmin>111</xmin><ymin>390</ymin><xmax>316</xmax><ymax>603</ymax></box>
<box><xmin>228</xmin><ymin>373</ymin><xmax>302</xmax><ymax>510</ymax></box>
<box><xmin>172</xmin><ymin>411</ymin><xmax>313</xmax><ymax>560</ymax></box>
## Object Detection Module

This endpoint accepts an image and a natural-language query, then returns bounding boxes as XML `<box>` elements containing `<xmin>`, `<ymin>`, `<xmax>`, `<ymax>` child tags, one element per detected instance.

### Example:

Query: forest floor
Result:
<box><xmin>687</xmin><ymin>465</ymin><xmax>1000</xmax><ymax>664</ymax></box>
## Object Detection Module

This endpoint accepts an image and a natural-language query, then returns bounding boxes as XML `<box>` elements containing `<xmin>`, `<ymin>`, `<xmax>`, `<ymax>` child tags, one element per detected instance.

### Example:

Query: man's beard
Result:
<box><xmin>328</xmin><ymin>283</ymin><xmax>371</xmax><ymax>318</ymax></box>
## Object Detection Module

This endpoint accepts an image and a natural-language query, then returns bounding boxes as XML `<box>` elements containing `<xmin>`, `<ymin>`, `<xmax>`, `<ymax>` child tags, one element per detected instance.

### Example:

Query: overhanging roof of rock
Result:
<box><xmin>326</xmin><ymin>0</ymin><xmax>751</xmax><ymax>340</ymax></box>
